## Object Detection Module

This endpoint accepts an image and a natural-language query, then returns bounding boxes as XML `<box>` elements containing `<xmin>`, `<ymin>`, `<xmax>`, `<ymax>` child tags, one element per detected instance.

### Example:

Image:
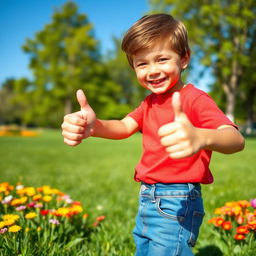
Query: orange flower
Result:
<box><xmin>238</xmin><ymin>200</ymin><xmax>250</xmax><ymax>208</ymax></box>
<box><xmin>215</xmin><ymin>217</ymin><xmax>225</xmax><ymax>227</ymax></box>
<box><xmin>222</xmin><ymin>221</ymin><xmax>232</xmax><ymax>230</ymax></box>
<box><xmin>236</xmin><ymin>215</ymin><xmax>244</xmax><ymax>225</ymax></box>
<box><xmin>83</xmin><ymin>213</ymin><xmax>88</xmax><ymax>219</ymax></box>
<box><xmin>247</xmin><ymin>220</ymin><xmax>256</xmax><ymax>230</ymax></box>
<box><xmin>236</xmin><ymin>225</ymin><xmax>249</xmax><ymax>234</ymax></box>
<box><xmin>234</xmin><ymin>234</ymin><xmax>246</xmax><ymax>240</ymax></box>
<box><xmin>33</xmin><ymin>194</ymin><xmax>42</xmax><ymax>201</ymax></box>
<box><xmin>96</xmin><ymin>216</ymin><xmax>105</xmax><ymax>222</ymax></box>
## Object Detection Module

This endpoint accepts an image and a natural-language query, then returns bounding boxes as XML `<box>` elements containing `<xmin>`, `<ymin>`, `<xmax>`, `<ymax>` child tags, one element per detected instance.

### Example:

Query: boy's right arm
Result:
<box><xmin>61</xmin><ymin>90</ymin><xmax>139</xmax><ymax>146</ymax></box>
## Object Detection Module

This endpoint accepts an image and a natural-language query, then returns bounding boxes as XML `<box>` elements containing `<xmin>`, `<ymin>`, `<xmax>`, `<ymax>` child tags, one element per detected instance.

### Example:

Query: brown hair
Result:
<box><xmin>121</xmin><ymin>13</ymin><xmax>190</xmax><ymax>67</ymax></box>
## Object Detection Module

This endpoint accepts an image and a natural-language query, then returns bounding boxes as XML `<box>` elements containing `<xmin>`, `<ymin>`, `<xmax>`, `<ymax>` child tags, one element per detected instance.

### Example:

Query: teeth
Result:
<box><xmin>150</xmin><ymin>78</ymin><xmax>165</xmax><ymax>84</ymax></box>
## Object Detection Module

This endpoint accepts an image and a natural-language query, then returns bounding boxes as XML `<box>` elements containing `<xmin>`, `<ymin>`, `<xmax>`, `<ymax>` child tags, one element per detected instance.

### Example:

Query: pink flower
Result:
<box><xmin>0</xmin><ymin>228</ymin><xmax>7</xmax><ymax>234</ymax></box>
<box><xmin>16</xmin><ymin>205</ymin><xmax>26</xmax><ymax>211</ymax></box>
<box><xmin>49</xmin><ymin>219</ymin><xmax>60</xmax><ymax>225</ymax></box>
<box><xmin>250</xmin><ymin>199</ymin><xmax>256</xmax><ymax>209</ymax></box>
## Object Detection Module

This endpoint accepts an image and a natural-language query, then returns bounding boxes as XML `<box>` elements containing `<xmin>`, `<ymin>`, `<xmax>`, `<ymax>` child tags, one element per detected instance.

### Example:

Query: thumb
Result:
<box><xmin>172</xmin><ymin>92</ymin><xmax>183</xmax><ymax>121</ymax></box>
<box><xmin>76</xmin><ymin>89</ymin><xmax>88</xmax><ymax>110</ymax></box>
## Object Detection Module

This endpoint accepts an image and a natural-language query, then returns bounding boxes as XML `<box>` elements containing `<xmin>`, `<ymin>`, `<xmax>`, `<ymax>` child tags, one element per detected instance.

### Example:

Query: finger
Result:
<box><xmin>76</xmin><ymin>89</ymin><xmax>89</xmax><ymax>110</ymax></box>
<box><xmin>158</xmin><ymin>122</ymin><xmax>180</xmax><ymax>137</ymax></box>
<box><xmin>64</xmin><ymin>138</ymin><xmax>81</xmax><ymax>146</ymax></box>
<box><xmin>168</xmin><ymin>148</ymin><xmax>192</xmax><ymax>159</ymax></box>
<box><xmin>62</xmin><ymin>130</ymin><xmax>84</xmax><ymax>141</ymax></box>
<box><xmin>64</xmin><ymin>113</ymin><xmax>87</xmax><ymax>126</ymax></box>
<box><xmin>160</xmin><ymin>134</ymin><xmax>179</xmax><ymax>147</ymax></box>
<box><xmin>172</xmin><ymin>92</ymin><xmax>183</xmax><ymax>121</ymax></box>
<box><xmin>61</xmin><ymin>122</ymin><xmax>85</xmax><ymax>134</ymax></box>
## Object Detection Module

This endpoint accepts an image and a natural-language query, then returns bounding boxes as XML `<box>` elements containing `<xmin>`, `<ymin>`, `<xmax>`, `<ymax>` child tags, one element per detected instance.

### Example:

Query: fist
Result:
<box><xmin>158</xmin><ymin>92</ymin><xmax>203</xmax><ymax>159</ymax></box>
<box><xmin>61</xmin><ymin>90</ymin><xmax>96</xmax><ymax>146</ymax></box>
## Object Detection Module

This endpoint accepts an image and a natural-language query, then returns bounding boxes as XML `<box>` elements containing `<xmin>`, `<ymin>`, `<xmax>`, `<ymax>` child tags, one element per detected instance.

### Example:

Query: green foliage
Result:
<box><xmin>105</xmin><ymin>38</ymin><xmax>148</xmax><ymax>108</ymax></box>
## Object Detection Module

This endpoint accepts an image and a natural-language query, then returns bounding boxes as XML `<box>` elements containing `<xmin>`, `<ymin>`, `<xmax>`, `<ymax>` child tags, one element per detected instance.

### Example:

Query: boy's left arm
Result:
<box><xmin>158</xmin><ymin>92</ymin><xmax>245</xmax><ymax>159</ymax></box>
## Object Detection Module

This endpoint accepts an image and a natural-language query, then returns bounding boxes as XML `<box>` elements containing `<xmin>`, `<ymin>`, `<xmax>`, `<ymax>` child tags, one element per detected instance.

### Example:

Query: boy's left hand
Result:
<box><xmin>158</xmin><ymin>92</ymin><xmax>204</xmax><ymax>159</ymax></box>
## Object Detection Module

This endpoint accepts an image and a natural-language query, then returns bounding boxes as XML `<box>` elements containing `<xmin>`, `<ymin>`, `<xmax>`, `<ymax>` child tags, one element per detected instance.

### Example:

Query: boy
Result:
<box><xmin>61</xmin><ymin>14</ymin><xmax>244</xmax><ymax>256</ymax></box>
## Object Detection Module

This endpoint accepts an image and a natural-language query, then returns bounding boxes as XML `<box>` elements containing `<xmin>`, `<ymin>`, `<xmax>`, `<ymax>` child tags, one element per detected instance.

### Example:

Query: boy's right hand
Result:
<box><xmin>61</xmin><ymin>89</ymin><xmax>96</xmax><ymax>146</ymax></box>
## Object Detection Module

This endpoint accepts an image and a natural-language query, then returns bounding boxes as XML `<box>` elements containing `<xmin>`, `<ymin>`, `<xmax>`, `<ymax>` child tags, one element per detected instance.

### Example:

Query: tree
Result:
<box><xmin>150</xmin><ymin>0</ymin><xmax>256</xmax><ymax>124</ymax></box>
<box><xmin>0</xmin><ymin>78</ymin><xmax>29</xmax><ymax>125</ymax></box>
<box><xmin>20</xmin><ymin>1</ymin><xmax>111</xmax><ymax>127</ymax></box>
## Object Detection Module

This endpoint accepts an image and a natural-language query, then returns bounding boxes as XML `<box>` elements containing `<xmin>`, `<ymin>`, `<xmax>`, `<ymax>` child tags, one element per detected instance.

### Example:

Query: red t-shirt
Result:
<box><xmin>127</xmin><ymin>84</ymin><xmax>236</xmax><ymax>184</ymax></box>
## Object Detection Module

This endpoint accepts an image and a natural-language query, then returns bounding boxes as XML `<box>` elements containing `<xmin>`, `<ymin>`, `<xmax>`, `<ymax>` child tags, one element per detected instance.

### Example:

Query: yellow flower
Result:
<box><xmin>25</xmin><ymin>212</ymin><xmax>37</xmax><ymax>219</ymax></box>
<box><xmin>26</xmin><ymin>187</ymin><xmax>36</xmax><ymax>196</ymax></box>
<box><xmin>25</xmin><ymin>227</ymin><xmax>30</xmax><ymax>232</ymax></box>
<box><xmin>10</xmin><ymin>196</ymin><xmax>28</xmax><ymax>206</ymax></box>
<box><xmin>33</xmin><ymin>194</ymin><xmax>42</xmax><ymax>201</ymax></box>
<box><xmin>4</xmin><ymin>219</ymin><xmax>15</xmax><ymax>226</ymax></box>
<box><xmin>43</xmin><ymin>195</ymin><xmax>53</xmax><ymax>202</ymax></box>
<box><xmin>70</xmin><ymin>205</ymin><xmax>83</xmax><ymax>214</ymax></box>
<box><xmin>2</xmin><ymin>214</ymin><xmax>20</xmax><ymax>221</ymax></box>
<box><xmin>0</xmin><ymin>221</ymin><xmax>6</xmax><ymax>228</ymax></box>
<box><xmin>9</xmin><ymin>225</ymin><xmax>21</xmax><ymax>233</ymax></box>
<box><xmin>37</xmin><ymin>227</ymin><xmax>42</xmax><ymax>232</ymax></box>
<box><xmin>54</xmin><ymin>207</ymin><xmax>70</xmax><ymax>217</ymax></box>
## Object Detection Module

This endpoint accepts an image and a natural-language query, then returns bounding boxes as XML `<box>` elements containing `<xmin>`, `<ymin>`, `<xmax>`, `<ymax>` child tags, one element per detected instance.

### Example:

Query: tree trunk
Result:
<box><xmin>64</xmin><ymin>96</ymin><xmax>72</xmax><ymax>115</ymax></box>
<box><xmin>246</xmin><ymin>85</ymin><xmax>256</xmax><ymax>134</ymax></box>
<box><xmin>223</xmin><ymin>56</ymin><xmax>240</xmax><ymax>122</ymax></box>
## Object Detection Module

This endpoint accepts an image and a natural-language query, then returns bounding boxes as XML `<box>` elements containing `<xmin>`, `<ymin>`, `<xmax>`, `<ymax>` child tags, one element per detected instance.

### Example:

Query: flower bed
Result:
<box><xmin>0</xmin><ymin>125</ymin><xmax>39</xmax><ymax>137</ymax></box>
<box><xmin>208</xmin><ymin>199</ymin><xmax>256</xmax><ymax>255</ymax></box>
<box><xmin>0</xmin><ymin>182</ymin><xmax>105</xmax><ymax>254</ymax></box>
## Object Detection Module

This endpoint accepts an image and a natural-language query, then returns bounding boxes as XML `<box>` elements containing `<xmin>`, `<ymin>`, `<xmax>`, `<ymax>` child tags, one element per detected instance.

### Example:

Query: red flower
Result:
<box><xmin>40</xmin><ymin>209</ymin><xmax>50</xmax><ymax>216</ymax></box>
<box><xmin>222</xmin><ymin>221</ymin><xmax>232</xmax><ymax>230</ymax></box>
<box><xmin>236</xmin><ymin>225</ymin><xmax>249</xmax><ymax>234</ymax></box>
<box><xmin>215</xmin><ymin>217</ymin><xmax>224</xmax><ymax>227</ymax></box>
<box><xmin>72</xmin><ymin>201</ymin><xmax>81</xmax><ymax>205</ymax></box>
<box><xmin>234</xmin><ymin>234</ymin><xmax>246</xmax><ymax>240</ymax></box>
<box><xmin>96</xmin><ymin>216</ymin><xmax>105</xmax><ymax>222</ymax></box>
<box><xmin>92</xmin><ymin>221</ymin><xmax>99</xmax><ymax>227</ymax></box>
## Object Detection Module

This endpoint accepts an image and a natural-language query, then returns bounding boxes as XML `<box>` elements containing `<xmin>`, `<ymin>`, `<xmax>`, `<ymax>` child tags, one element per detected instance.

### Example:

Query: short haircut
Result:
<box><xmin>121</xmin><ymin>13</ymin><xmax>190</xmax><ymax>67</ymax></box>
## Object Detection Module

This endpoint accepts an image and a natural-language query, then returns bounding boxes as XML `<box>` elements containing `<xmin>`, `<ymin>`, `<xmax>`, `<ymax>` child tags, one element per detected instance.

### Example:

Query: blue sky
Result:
<box><xmin>0</xmin><ymin>0</ymin><xmax>149</xmax><ymax>83</ymax></box>
<box><xmin>0</xmin><ymin>0</ymin><xmax>211</xmax><ymax>91</ymax></box>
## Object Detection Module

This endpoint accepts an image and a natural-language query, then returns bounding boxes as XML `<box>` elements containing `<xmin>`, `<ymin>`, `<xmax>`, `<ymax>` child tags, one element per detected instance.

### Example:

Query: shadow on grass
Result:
<box><xmin>195</xmin><ymin>245</ymin><xmax>223</xmax><ymax>256</ymax></box>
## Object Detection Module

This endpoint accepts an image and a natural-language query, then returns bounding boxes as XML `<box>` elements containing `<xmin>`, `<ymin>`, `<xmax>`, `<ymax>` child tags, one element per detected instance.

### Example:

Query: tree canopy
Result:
<box><xmin>150</xmin><ymin>0</ymin><xmax>256</xmax><ymax>128</ymax></box>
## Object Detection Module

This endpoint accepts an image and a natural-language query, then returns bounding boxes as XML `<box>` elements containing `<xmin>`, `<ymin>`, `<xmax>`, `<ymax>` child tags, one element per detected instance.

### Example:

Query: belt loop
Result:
<box><xmin>150</xmin><ymin>184</ymin><xmax>156</xmax><ymax>203</ymax></box>
<box><xmin>188</xmin><ymin>183</ymin><xmax>196</xmax><ymax>200</ymax></box>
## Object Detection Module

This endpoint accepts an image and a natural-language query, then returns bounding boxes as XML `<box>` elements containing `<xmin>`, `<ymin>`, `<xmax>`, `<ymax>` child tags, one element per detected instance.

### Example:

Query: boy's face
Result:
<box><xmin>132</xmin><ymin>41</ymin><xmax>189</xmax><ymax>94</ymax></box>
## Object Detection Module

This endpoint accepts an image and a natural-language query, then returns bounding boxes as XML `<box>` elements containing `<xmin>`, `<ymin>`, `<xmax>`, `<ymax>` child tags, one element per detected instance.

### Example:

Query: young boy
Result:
<box><xmin>61</xmin><ymin>14</ymin><xmax>244</xmax><ymax>256</ymax></box>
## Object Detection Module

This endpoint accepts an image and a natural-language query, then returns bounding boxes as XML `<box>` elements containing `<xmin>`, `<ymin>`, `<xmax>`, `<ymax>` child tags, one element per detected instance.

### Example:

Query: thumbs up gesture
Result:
<box><xmin>61</xmin><ymin>89</ymin><xmax>96</xmax><ymax>146</ymax></box>
<box><xmin>158</xmin><ymin>92</ymin><xmax>203</xmax><ymax>159</ymax></box>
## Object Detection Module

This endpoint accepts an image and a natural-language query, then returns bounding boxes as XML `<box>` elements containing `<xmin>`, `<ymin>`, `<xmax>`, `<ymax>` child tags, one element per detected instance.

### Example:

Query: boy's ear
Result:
<box><xmin>181</xmin><ymin>51</ymin><xmax>190</xmax><ymax>70</ymax></box>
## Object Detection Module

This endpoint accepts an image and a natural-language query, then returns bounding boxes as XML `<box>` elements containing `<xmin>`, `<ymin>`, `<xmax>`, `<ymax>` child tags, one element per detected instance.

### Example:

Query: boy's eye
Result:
<box><xmin>158</xmin><ymin>58</ymin><xmax>168</xmax><ymax>63</ymax></box>
<box><xmin>136</xmin><ymin>62</ymin><xmax>146</xmax><ymax>67</ymax></box>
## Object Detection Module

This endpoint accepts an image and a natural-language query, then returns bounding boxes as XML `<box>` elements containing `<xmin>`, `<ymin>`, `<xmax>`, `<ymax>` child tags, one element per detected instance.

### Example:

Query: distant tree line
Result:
<box><xmin>0</xmin><ymin>1</ymin><xmax>255</xmax><ymax>133</ymax></box>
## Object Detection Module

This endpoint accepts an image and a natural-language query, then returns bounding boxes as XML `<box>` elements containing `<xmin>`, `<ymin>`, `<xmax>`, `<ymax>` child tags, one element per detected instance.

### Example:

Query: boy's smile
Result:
<box><xmin>133</xmin><ymin>42</ymin><xmax>189</xmax><ymax>94</ymax></box>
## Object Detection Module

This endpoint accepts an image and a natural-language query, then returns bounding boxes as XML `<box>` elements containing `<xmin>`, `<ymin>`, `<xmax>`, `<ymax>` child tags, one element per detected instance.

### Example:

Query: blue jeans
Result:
<box><xmin>133</xmin><ymin>183</ymin><xmax>204</xmax><ymax>256</ymax></box>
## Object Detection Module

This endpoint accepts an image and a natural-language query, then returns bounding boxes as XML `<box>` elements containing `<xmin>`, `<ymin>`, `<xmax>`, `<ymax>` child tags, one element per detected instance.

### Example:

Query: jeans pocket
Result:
<box><xmin>188</xmin><ymin>211</ymin><xmax>205</xmax><ymax>247</ymax></box>
<box><xmin>156</xmin><ymin>197</ymin><xmax>186</xmax><ymax>222</ymax></box>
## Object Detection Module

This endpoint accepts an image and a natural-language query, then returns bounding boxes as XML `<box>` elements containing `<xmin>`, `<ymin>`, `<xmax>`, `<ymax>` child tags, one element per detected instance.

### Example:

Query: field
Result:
<box><xmin>0</xmin><ymin>130</ymin><xmax>255</xmax><ymax>255</ymax></box>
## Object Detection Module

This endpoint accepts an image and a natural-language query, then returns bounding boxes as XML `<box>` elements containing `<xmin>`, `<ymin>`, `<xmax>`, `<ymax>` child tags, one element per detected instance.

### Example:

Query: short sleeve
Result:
<box><xmin>189</xmin><ymin>93</ymin><xmax>237</xmax><ymax>129</ymax></box>
<box><xmin>126</xmin><ymin>100</ymin><xmax>146</xmax><ymax>130</ymax></box>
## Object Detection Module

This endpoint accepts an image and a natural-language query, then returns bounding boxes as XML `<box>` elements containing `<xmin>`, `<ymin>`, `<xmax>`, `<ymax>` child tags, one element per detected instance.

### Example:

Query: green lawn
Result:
<box><xmin>0</xmin><ymin>130</ymin><xmax>255</xmax><ymax>255</ymax></box>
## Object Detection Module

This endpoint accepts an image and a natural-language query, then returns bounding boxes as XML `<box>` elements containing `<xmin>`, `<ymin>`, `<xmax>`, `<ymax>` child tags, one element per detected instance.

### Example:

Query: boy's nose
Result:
<box><xmin>148</xmin><ymin>64</ymin><xmax>160</xmax><ymax>76</ymax></box>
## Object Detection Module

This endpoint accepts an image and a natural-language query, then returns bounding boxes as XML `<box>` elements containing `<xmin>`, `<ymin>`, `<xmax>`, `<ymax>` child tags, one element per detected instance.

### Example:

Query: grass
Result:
<box><xmin>0</xmin><ymin>130</ymin><xmax>255</xmax><ymax>255</ymax></box>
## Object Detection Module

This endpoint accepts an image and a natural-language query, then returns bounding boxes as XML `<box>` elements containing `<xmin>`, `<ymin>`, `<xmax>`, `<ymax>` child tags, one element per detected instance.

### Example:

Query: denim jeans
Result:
<box><xmin>133</xmin><ymin>183</ymin><xmax>204</xmax><ymax>256</ymax></box>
